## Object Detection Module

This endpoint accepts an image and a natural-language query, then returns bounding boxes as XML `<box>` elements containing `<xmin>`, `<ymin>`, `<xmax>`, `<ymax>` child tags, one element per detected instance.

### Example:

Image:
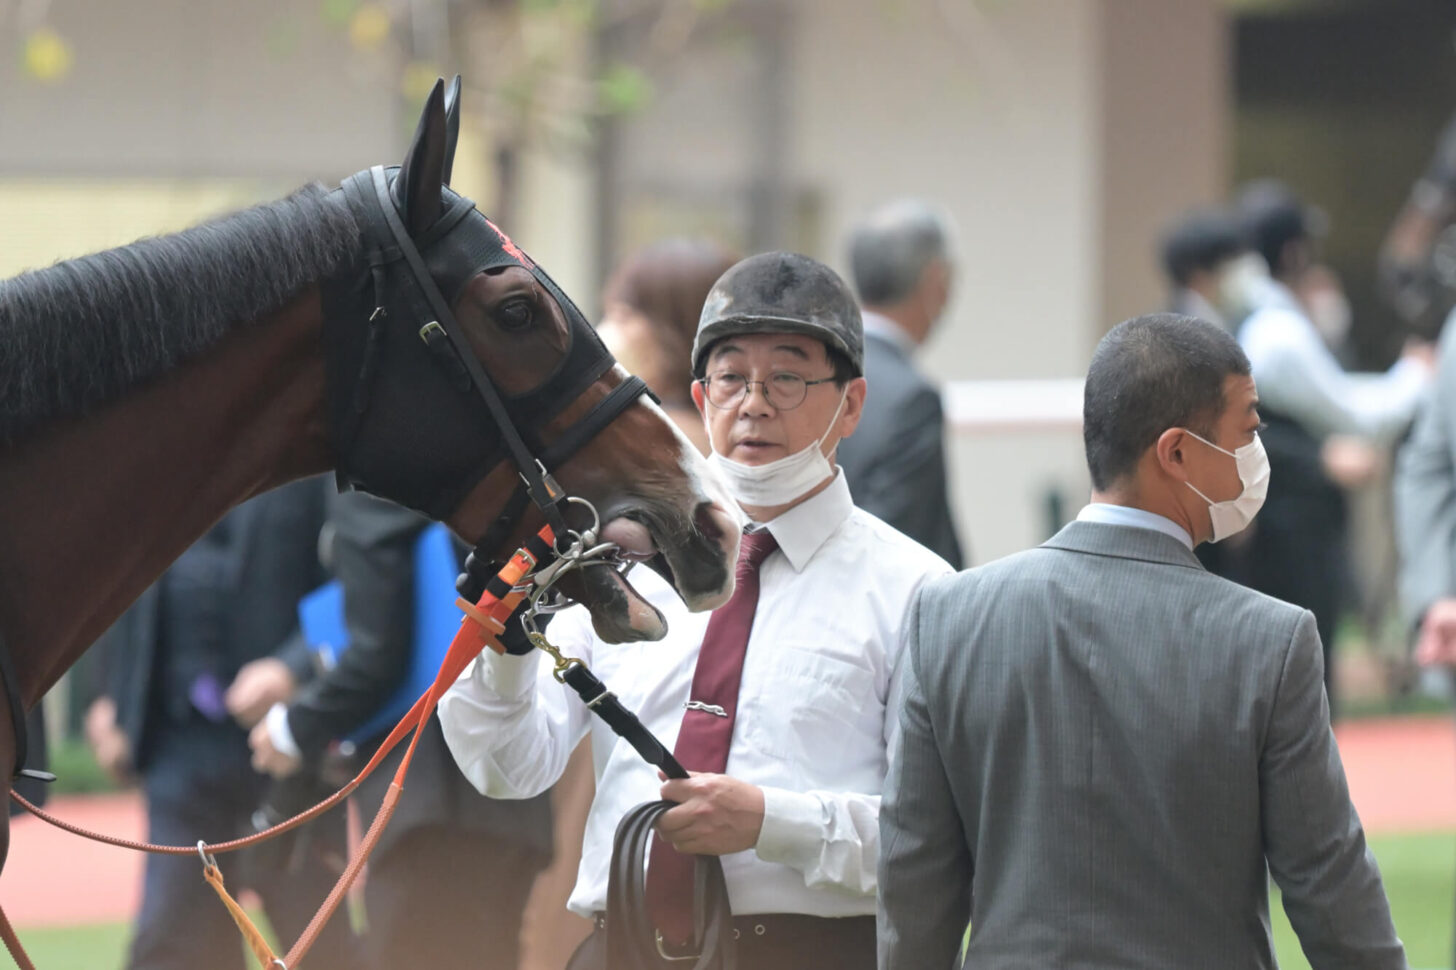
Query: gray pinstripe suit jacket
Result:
<box><xmin>878</xmin><ymin>520</ymin><xmax>1404</xmax><ymax>970</ymax></box>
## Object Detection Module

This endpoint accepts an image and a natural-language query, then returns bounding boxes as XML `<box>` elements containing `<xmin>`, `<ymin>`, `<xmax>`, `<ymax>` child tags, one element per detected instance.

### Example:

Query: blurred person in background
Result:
<box><xmin>839</xmin><ymin>199</ymin><xmax>965</xmax><ymax>568</ymax></box>
<box><xmin>84</xmin><ymin>478</ymin><xmax>356</xmax><ymax>970</ymax></box>
<box><xmin>596</xmin><ymin>238</ymin><xmax>740</xmax><ymax>455</ymax></box>
<box><xmin>1394</xmin><ymin>310</ymin><xmax>1456</xmax><ymax>966</ymax></box>
<box><xmin>1158</xmin><ymin>205</ymin><xmax>1259</xmax><ymax>333</ymax></box>
<box><xmin>247</xmin><ymin>490</ymin><xmax>551</xmax><ymax>970</ymax></box>
<box><xmin>1225</xmin><ymin>179</ymin><xmax>1432</xmax><ymax>711</ymax></box>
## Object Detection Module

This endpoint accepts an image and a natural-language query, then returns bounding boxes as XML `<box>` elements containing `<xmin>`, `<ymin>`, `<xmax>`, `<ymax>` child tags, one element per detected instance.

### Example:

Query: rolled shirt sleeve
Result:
<box><xmin>754</xmin><ymin>786</ymin><xmax>882</xmax><ymax>895</ymax></box>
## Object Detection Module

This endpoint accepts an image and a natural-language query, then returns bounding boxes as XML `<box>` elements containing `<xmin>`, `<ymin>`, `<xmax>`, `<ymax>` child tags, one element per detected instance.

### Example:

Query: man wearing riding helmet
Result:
<box><xmin>440</xmin><ymin>252</ymin><xmax>951</xmax><ymax>969</ymax></box>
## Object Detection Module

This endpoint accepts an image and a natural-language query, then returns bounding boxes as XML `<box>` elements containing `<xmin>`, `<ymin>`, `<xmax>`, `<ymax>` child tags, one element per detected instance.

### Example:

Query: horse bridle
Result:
<box><xmin>328</xmin><ymin>165</ymin><xmax>654</xmax><ymax>599</ymax></box>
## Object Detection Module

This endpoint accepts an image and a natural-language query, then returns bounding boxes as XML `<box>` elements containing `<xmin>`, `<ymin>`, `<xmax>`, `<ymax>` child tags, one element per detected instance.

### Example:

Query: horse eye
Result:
<box><xmin>496</xmin><ymin>297</ymin><xmax>534</xmax><ymax>331</ymax></box>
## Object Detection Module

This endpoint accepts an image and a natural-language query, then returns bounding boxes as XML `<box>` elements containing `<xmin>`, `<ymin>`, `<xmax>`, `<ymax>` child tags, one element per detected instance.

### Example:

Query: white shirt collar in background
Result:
<box><xmin>1077</xmin><ymin>502</ymin><xmax>1194</xmax><ymax>550</ymax></box>
<box><xmin>860</xmin><ymin>310</ymin><xmax>916</xmax><ymax>356</ymax></box>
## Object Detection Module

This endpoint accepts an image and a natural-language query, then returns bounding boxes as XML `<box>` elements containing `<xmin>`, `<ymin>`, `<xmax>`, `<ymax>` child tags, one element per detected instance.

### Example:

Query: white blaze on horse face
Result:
<box><xmin>634</xmin><ymin>386</ymin><xmax>741</xmax><ymax>608</ymax></box>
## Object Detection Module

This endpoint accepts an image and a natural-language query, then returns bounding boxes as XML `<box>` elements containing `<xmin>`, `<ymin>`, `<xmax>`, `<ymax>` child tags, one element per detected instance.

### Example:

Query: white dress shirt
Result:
<box><xmin>1076</xmin><ymin>502</ymin><xmax>1193</xmax><ymax>550</ymax></box>
<box><xmin>1239</xmin><ymin>281</ymin><xmax>1427</xmax><ymax>443</ymax></box>
<box><xmin>439</xmin><ymin>471</ymin><xmax>952</xmax><ymax>919</ymax></box>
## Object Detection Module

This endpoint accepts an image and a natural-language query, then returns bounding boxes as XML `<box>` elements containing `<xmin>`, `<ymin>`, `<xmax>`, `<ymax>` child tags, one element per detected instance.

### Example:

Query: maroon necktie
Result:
<box><xmin>644</xmin><ymin>528</ymin><xmax>779</xmax><ymax>946</ymax></box>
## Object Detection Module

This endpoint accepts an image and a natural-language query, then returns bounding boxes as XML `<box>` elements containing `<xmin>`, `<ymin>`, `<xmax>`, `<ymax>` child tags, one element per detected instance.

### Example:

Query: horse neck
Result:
<box><xmin>0</xmin><ymin>289</ymin><xmax>331</xmax><ymax>704</ymax></box>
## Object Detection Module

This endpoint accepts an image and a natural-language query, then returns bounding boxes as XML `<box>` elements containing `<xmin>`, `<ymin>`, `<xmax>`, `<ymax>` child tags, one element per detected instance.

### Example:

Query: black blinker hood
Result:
<box><xmin>320</xmin><ymin>166</ymin><xmax>616</xmax><ymax>521</ymax></box>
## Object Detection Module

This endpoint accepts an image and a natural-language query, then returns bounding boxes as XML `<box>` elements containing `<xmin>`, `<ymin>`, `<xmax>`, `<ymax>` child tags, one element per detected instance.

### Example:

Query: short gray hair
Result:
<box><xmin>848</xmin><ymin>199</ymin><xmax>955</xmax><ymax>306</ymax></box>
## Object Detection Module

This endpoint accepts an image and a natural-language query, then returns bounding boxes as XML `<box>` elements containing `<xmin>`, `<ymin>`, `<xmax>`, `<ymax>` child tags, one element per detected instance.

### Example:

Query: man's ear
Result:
<box><xmin>1154</xmin><ymin>427</ymin><xmax>1191</xmax><ymax>481</ymax></box>
<box><xmin>690</xmin><ymin>377</ymin><xmax>708</xmax><ymax>418</ymax></box>
<box><xmin>837</xmin><ymin>377</ymin><xmax>868</xmax><ymax>440</ymax></box>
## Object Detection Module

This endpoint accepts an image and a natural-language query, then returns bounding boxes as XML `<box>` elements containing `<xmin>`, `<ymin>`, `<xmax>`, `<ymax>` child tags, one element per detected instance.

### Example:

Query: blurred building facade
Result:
<box><xmin>2</xmin><ymin>0</ymin><xmax>1451</xmax><ymax>566</ymax></box>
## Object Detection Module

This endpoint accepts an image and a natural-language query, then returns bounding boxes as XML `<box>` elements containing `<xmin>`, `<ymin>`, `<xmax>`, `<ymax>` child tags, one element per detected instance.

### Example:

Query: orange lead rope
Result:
<box><xmin>1</xmin><ymin>526</ymin><xmax>555</xmax><ymax>970</ymax></box>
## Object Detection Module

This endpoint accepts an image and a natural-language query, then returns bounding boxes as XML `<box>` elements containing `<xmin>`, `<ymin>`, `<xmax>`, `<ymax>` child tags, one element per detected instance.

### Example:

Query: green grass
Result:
<box><xmin>1272</xmin><ymin>830</ymin><xmax>1455</xmax><ymax>969</ymax></box>
<box><xmin>11</xmin><ymin>909</ymin><xmax>280</xmax><ymax>968</ymax></box>
<box><xmin>10</xmin><ymin>922</ymin><xmax>131</xmax><ymax>965</ymax></box>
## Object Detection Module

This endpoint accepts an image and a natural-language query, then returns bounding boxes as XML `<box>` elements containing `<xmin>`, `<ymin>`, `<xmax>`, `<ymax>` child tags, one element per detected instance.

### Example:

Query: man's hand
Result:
<box><xmin>248</xmin><ymin>719</ymin><xmax>302</xmax><ymax>779</ymax></box>
<box><xmin>1321</xmin><ymin>435</ymin><xmax>1382</xmax><ymax>490</ymax></box>
<box><xmin>83</xmin><ymin>697</ymin><xmax>133</xmax><ymax>785</ymax></box>
<box><xmin>1417</xmin><ymin>599</ymin><xmax>1456</xmax><ymax>667</ymax></box>
<box><xmin>655</xmin><ymin>772</ymin><xmax>765</xmax><ymax>856</ymax></box>
<box><xmin>225</xmin><ymin>658</ymin><xmax>297</xmax><ymax>728</ymax></box>
<box><xmin>1403</xmin><ymin>336</ymin><xmax>1439</xmax><ymax>372</ymax></box>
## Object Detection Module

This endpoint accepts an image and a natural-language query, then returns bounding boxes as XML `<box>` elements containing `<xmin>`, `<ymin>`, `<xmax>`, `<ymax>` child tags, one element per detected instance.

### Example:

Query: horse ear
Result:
<box><xmin>442</xmin><ymin>75</ymin><xmax>462</xmax><ymax>186</ymax></box>
<box><xmin>396</xmin><ymin>78</ymin><xmax>447</xmax><ymax>236</ymax></box>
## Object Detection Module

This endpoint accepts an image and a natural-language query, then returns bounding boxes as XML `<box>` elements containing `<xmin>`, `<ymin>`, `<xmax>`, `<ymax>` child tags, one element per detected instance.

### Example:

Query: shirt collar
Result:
<box><xmin>1075</xmin><ymin>502</ymin><xmax>1194</xmax><ymax>551</ymax></box>
<box><xmin>747</xmin><ymin>469</ymin><xmax>855</xmax><ymax>572</ymax></box>
<box><xmin>861</xmin><ymin>310</ymin><xmax>916</xmax><ymax>356</ymax></box>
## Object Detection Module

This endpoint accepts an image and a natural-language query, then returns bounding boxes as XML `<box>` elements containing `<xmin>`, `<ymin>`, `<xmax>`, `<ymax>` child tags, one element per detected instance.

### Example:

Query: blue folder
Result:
<box><xmin>297</xmin><ymin>522</ymin><xmax>461</xmax><ymax>744</ymax></box>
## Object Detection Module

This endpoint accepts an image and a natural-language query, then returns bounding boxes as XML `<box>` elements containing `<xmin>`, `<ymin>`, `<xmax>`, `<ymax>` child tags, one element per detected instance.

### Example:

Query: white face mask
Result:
<box><xmin>1182</xmin><ymin>430</ymin><xmax>1270</xmax><ymax>543</ymax></box>
<box><xmin>706</xmin><ymin>390</ymin><xmax>848</xmax><ymax>508</ymax></box>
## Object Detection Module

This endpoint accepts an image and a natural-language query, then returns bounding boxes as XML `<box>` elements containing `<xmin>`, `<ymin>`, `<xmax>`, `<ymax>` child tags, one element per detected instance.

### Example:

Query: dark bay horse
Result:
<box><xmin>0</xmin><ymin>78</ymin><xmax>738</xmax><ymax>873</ymax></box>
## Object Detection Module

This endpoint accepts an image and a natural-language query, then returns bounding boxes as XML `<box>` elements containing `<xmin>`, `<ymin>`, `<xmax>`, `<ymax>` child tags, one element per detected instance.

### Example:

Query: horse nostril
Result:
<box><xmin>693</xmin><ymin>502</ymin><xmax>726</xmax><ymax>543</ymax></box>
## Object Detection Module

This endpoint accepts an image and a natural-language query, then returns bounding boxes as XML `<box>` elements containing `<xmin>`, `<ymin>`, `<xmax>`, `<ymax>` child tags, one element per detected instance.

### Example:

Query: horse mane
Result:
<box><xmin>0</xmin><ymin>183</ymin><xmax>360</xmax><ymax>445</ymax></box>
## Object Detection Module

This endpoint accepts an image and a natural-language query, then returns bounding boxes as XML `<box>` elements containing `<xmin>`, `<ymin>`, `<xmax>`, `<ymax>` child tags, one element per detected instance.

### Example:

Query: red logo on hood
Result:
<box><xmin>485</xmin><ymin>218</ymin><xmax>535</xmax><ymax>269</ymax></box>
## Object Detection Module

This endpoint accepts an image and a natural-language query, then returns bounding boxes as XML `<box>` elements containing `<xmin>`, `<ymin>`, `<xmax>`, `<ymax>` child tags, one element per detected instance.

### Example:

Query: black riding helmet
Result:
<box><xmin>691</xmin><ymin>251</ymin><xmax>864</xmax><ymax>378</ymax></box>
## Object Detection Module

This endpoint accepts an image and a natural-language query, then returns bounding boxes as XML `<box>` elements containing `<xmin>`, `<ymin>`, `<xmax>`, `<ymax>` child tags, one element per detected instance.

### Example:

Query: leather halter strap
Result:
<box><xmin>0</xmin><ymin>631</ymin><xmax>27</xmax><ymax>779</ymax></box>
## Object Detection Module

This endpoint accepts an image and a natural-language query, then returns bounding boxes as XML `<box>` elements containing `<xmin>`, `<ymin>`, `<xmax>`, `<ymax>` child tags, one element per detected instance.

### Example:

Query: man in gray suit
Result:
<box><xmin>1396</xmin><ymin>313</ymin><xmax>1456</xmax><ymax>669</ymax></box>
<box><xmin>1393</xmin><ymin>312</ymin><xmax>1456</xmax><ymax>969</ymax></box>
<box><xmin>838</xmin><ymin>200</ymin><xmax>964</xmax><ymax>567</ymax></box>
<box><xmin>879</xmin><ymin>313</ymin><xmax>1403</xmax><ymax>969</ymax></box>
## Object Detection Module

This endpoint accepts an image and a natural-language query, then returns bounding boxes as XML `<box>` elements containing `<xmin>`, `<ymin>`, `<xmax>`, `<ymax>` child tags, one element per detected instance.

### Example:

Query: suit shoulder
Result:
<box><xmin>1201</xmin><ymin>571</ymin><xmax>1310</xmax><ymax>636</ymax></box>
<box><xmin>913</xmin><ymin>545</ymin><xmax>1051</xmax><ymax>605</ymax></box>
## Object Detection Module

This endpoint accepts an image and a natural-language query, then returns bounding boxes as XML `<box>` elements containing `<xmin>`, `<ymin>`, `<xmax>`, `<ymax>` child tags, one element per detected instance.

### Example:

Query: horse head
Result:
<box><xmin>322</xmin><ymin>78</ymin><xmax>739</xmax><ymax>641</ymax></box>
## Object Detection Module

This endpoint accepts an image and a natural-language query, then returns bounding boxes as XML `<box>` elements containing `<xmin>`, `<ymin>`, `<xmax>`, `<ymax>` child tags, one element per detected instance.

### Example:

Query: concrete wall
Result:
<box><xmin>0</xmin><ymin>0</ymin><xmax>401</xmax><ymax>181</ymax></box>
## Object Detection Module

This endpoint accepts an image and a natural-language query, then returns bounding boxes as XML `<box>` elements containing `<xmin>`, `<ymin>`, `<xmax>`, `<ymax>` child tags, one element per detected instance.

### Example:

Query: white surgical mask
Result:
<box><xmin>1183</xmin><ymin>430</ymin><xmax>1270</xmax><ymax>543</ymax></box>
<box><xmin>706</xmin><ymin>390</ymin><xmax>848</xmax><ymax>508</ymax></box>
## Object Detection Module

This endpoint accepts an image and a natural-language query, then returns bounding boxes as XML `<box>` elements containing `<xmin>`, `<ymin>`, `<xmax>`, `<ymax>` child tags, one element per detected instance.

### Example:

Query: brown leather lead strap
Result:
<box><xmin>0</xmin><ymin>902</ymin><xmax>36</xmax><ymax>970</ymax></box>
<box><xmin>202</xmin><ymin>860</ymin><xmax>279</xmax><ymax>969</ymax></box>
<box><xmin>283</xmin><ymin>782</ymin><xmax>402</xmax><ymax>969</ymax></box>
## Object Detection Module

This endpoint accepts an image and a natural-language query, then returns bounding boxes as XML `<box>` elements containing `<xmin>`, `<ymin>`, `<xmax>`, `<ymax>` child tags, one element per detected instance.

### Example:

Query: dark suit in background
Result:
<box><xmin>283</xmin><ymin>491</ymin><xmax>552</xmax><ymax>970</ymax></box>
<box><xmin>91</xmin><ymin>478</ymin><xmax>355</xmax><ymax>970</ymax></box>
<box><xmin>838</xmin><ymin>319</ymin><xmax>964</xmax><ymax>568</ymax></box>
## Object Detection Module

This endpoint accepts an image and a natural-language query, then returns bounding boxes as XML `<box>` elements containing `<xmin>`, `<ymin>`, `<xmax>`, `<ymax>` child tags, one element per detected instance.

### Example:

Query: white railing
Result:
<box><xmin>943</xmin><ymin>378</ymin><xmax>1083</xmax><ymax>433</ymax></box>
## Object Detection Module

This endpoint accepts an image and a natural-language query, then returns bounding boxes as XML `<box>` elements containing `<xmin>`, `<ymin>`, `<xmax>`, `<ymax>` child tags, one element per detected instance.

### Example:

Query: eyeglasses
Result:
<box><xmin>699</xmin><ymin>371</ymin><xmax>837</xmax><ymax>410</ymax></box>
